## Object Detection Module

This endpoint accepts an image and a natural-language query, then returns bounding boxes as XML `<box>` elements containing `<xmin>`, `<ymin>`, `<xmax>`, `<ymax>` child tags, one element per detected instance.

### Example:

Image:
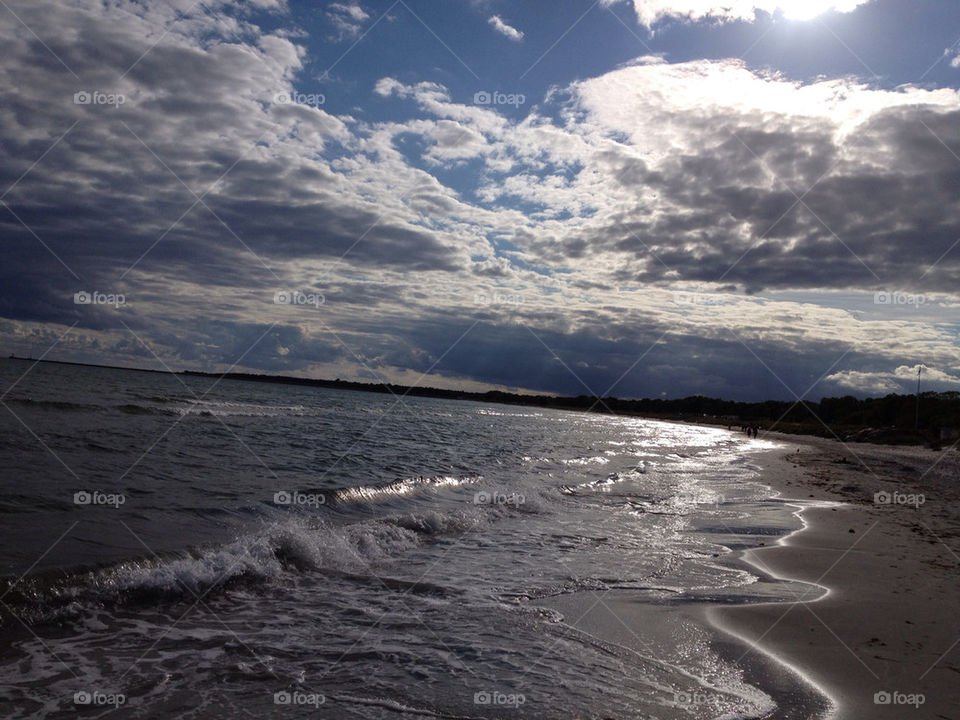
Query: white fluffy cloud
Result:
<box><xmin>488</xmin><ymin>15</ymin><xmax>524</xmax><ymax>41</ymax></box>
<box><xmin>605</xmin><ymin>0</ymin><xmax>872</xmax><ymax>26</ymax></box>
<box><xmin>824</xmin><ymin>370</ymin><xmax>902</xmax><ymax>394</ymax></box>
<box><xmin>326</xmin><ymin>2</ymin><xmax>370</xmax><ymax>40</ymax></box>
<box><xmin>827</xmin><ymin>365</ymin><xmax>960</xmax><ymax>394</ymax></box>
<box><xmin>894</xmin><ymin>365</ymin><xmax>960</xmax><ymax>385</ymax></box>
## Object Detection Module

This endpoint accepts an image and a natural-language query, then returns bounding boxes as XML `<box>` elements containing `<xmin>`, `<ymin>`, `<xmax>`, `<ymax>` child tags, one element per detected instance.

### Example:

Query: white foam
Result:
<box><xmin>176</xmin><ymin>399</ymin><xmax>308</xmax><ymax>417</ymax></box>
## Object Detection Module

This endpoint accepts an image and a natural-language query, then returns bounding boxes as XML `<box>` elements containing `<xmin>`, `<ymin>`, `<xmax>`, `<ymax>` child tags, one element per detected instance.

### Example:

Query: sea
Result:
<box><xmin>0</xmin><ymin>358</ymin><xmax>830</xmax><ymax>719</ymax></box>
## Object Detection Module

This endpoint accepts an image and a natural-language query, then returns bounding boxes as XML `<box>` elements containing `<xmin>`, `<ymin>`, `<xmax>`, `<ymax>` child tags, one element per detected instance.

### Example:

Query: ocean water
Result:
<box><xmin>0</xmin><ymin>358</ymin><xmax>820</xmax><ymax>719</ymax></box>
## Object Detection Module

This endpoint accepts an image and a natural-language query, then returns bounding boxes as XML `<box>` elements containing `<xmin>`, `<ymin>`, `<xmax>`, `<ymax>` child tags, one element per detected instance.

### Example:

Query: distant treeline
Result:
<box><xmin>181</xmin><ymin>369</ymin><xmax>960</xmax><ymax>446</ymax></box>
<box><xmin>578</xmin><ymin>392</ymin><xmax>960</xmax><ymax>445</ymax></box>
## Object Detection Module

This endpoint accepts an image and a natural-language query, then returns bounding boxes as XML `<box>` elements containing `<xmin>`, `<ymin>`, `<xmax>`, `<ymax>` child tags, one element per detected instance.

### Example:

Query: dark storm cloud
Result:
<box><xmin>206</xmin><ymin>199</ymin><xmax>461</xmax><ymax>272</ymax></box>
<box><xmin>108</xmin><ymin>316</ymin><xmax>346</xmax><ymax>372</ymax></box>
<box><xmin>536</xmin><ymin>97</ymin><xmax>960</xmax><ymax>294</ymax></box>
<box><xmin>0</xmin><ymin>0</ymin><xmax>462</xmax><ymax>306</ymax></box>
<box><xmin>320</xmin><ymin>304</ymin><xmax>860</xmax><ymax>401</ymax></box>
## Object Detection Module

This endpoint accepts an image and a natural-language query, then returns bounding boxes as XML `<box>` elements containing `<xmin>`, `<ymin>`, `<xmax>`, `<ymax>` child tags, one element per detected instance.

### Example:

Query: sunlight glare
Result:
<box><xmin>780</xmin><ymin>0</ymin><xmax>837</xmax><ymax>21</ymax></box>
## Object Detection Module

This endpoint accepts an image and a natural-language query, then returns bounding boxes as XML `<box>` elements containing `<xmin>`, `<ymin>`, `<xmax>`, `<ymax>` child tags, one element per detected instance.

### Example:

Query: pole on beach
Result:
<box><xmin>915</xmin><ymin>365</ymin><xmax>922</xmax><ymax>431</ymax></box>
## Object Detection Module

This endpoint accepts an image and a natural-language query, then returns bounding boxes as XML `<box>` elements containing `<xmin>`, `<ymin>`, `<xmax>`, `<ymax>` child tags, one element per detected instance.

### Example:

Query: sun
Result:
<box><xmin>778</xmin><ymin>1</ymin><xmax>843</xmax><ymax>21</ymax></box>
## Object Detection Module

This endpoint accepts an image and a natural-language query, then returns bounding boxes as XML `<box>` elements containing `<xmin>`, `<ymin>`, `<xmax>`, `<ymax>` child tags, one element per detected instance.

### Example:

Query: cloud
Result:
<box><xmin>0</xmin><ymin>1</ymin><xmax>468</xmax><ymax>277</ymax></box>
<box><xmin>826</xmin><ymin>365</ymin><xmax>960</xmax><ymax>395</ymax></box>
<box><xmin>824</xmin><ymin>370</ymin><xmax>904</xmax><ymax>394</ymax></box>
<box><xmin>1</xmin><ymin>0</ymin><xmax>959</xmax><ymax>401</ymax></box>
<box><xmin>488</xmin><ymin>14</ymin><xmax>524</xmax><ymax>41</ymax></box>
<box><xmin>479</xmin><ymin>59</ymin><xmax>960</xmax><ymax>295</ymax></box>
<box><xmin>604</xmin><ymin>0</ymin><xmax>872</xmax><ymax>26</ymax></box>
<box><xmin>326</xmin><ymin>2</ymin><xmax>370</xmax><ymax>40</ymax></box>
<box><xmin>894</xmin><ymin>365</ymin><xmax>960</xmax><ymax>385</ymax></box>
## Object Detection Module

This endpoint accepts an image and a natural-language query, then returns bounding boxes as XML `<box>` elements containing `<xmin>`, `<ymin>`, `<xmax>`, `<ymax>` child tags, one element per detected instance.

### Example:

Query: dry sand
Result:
<box><xmin>711</xmin><ymin>434</ymin><xmax>960</xmax><ymax>719</ymax></box>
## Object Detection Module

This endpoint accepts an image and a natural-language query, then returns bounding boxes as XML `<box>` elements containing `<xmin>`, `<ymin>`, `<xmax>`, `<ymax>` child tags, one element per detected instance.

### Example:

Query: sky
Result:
<box><xmin>1</xmin><ymin>0</ymin><xmax>959</xmax><ymax>402</ymax></box>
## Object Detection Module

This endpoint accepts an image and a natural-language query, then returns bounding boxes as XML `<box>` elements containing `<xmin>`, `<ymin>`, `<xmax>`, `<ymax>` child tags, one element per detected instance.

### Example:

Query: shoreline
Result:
<box><xmin>535</xmin><ymin>438</ymin><xmax>843</xmax><ymax>720</ymax></box>
<box><xmin>706</xmin><ymin>489</ymin><xmax>842</xmax><ymax>720</ymax></box>
<box><xmin>710</xmin><ymin>437</ymin><xmax>960</xmax><ymax>719</ymax></box>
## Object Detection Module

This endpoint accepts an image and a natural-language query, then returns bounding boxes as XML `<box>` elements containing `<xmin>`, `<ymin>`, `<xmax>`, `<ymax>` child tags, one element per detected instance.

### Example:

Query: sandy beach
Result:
<box><xmin>539</xmin><ymin>433</ymin><xmax>960</xmax><ymax>719</ymax></box>
<box><xmin>711</xmin><ymin>434</ymin><xmax>960</xmax><ymax>719</ymax></box>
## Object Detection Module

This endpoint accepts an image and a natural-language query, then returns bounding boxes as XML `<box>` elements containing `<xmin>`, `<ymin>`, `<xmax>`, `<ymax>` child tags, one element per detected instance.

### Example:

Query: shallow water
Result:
<box><xmin>0</xmin><ymin>358</ymin><xmax>816</xmax><ymax>718</ymax></box>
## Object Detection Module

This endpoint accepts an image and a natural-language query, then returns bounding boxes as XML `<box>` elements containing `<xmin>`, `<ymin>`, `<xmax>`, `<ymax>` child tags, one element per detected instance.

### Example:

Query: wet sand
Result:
<box><xmin>712</xmin><ymin>435</ymin><xmax>960</xmax><ymax>719</ymax></box>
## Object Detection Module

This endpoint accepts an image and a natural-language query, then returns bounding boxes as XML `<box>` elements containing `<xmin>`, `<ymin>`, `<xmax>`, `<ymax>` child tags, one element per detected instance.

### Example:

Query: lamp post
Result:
<box><xmin>915</xmin><ymin>365</ymin><xmax>923</xmax><ymax>431</ymax></box>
